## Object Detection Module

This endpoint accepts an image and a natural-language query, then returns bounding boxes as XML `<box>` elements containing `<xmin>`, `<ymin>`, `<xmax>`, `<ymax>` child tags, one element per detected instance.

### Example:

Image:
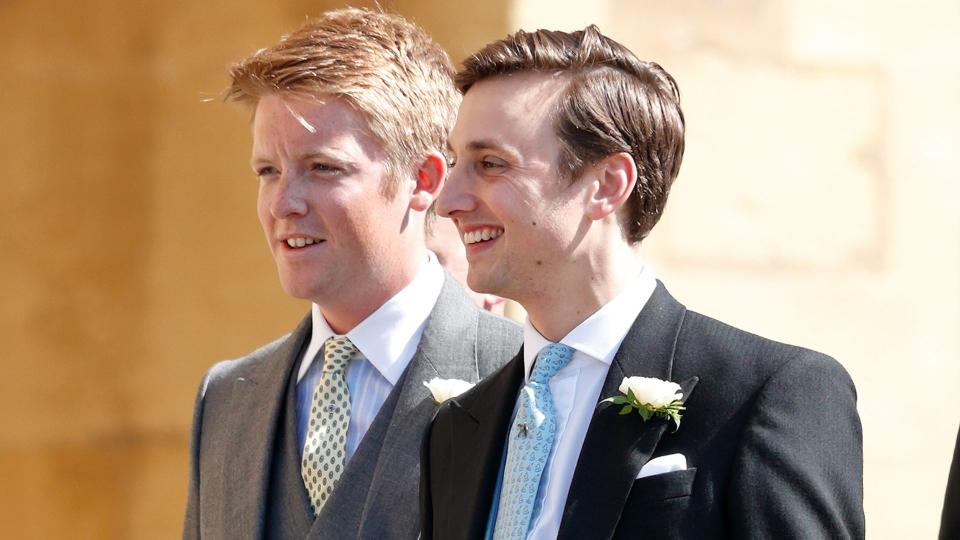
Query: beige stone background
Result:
<box><xmin>1</xmin><ymin>0</ymin><xmax>957</xmax><ymax>537</ymax></box>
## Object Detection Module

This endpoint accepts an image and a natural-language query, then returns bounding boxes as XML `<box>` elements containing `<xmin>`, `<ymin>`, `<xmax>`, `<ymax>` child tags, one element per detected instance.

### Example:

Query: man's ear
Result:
<box><xmin>409</xmin><ymin>151</ymin><xmax>447</xmax><ymax>212</ymax></box>
<box><xmin>585</xmin><ymin>152</ymin><xmax>637</xmax><ymax>221</ymax></box>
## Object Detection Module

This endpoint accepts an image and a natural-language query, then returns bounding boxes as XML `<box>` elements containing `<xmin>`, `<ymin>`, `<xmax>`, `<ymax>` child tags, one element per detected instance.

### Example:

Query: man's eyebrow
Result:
<box><xmin>445</xmin><ymin>140</ymin><xmax>494</xmax><ymax>154</ymax></box>
<box><xmin>250</xmin><ymin>153</ymin><xmax>270</xmax><ymax>167</ymax></box>
<box><xmin>299</xmin><ymin>150</ymin><xmax>352</xmax><ymax>162</ymax></box>
<box><xmin>466</xmin><ymin>139</ymin><xmax>507</xmax><ymax>152</ymax></box>
<box><xmin>448</xmin><ymin>138</ymin><xmax>522</xmax><ymax>161</ymax></box>
<box><xmin>464</xmin><ymin>139</ymin><xmax>522</xmax><ymax>162</ymax></box>
<box><xmin>250</xmin><ymin>149</ymin><xmax>354</xmax><ymax>164</ymax></box>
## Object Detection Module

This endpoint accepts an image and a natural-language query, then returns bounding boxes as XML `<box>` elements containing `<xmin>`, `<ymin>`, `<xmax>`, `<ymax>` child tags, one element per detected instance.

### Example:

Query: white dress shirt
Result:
<box><xmin>520</xmin><ymin>265</ymin><xmax>657</xmax><ymax>540</ymax></box>
<box><xmin>295</xmin><ymin>252</ymin><xmax>445</xmax><ymax>460</ymax></box>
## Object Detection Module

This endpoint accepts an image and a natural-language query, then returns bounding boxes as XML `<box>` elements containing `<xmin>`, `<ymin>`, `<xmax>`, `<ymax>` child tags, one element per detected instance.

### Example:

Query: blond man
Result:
<box><xmin>183</xmin><ymin>9</ymin><xmax>520</xmax><ymax>539</ymax></box>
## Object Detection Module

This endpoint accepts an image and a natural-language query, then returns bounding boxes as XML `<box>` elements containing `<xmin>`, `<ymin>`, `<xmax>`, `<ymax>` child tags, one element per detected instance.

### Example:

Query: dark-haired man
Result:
<box><xmin>420</xmin><ymin>26</ymin><xmax>864</xmax><ymax>539</ymax></box>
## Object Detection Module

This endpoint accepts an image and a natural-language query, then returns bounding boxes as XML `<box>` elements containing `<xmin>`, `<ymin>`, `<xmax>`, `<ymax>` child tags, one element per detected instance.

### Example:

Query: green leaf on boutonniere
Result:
<box><xmin>600</xmin><ymin>377</ymin><xmax>687</xmax><ymax>431</ymax></box>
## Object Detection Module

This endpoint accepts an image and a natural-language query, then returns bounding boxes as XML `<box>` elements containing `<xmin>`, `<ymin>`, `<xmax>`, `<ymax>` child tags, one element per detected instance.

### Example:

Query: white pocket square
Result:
<box><xmin>637</xmin><ymin>453</ymin><xmax>687</xmax><ymax>479</ymax></box>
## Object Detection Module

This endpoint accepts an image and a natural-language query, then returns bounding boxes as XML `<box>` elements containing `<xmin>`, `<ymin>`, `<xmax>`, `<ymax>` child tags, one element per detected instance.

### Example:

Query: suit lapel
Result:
<box><xmin>434</xmin><ymin>350</ymin><xmax>525</xmax><ymax>539</ymax></box>
<box><xmin>557</xmin><ymin>283</ymin><xmax>698</xmax><ymax>540</ymax></box>
<box><xmin>354</xmin><ymin>275</ymin><xmax>484</xmax><ymax>537</ymax></box>
<box><xmin>220</xmin><ymin>315</ymin><xmax>311</xmax><ymax>539</ymax></box>
<box><xmin>400</xmin><ymin>272</ymin><xmax>486</xmax><ymax>401</ymax></box>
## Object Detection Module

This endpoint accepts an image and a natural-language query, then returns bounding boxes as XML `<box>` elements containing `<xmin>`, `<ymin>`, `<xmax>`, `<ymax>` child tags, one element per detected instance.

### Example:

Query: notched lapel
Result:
<box><xmin>219</xmin><ymin>316</ymin><xmax>311</xmax><ymax>539</ymax></box>
<box><xmin>439</xmin><ymin>351</ymin><xmax>525</xmax><ymax>540</ymax></box>
<box><xmin>376</xmin><ymin>274</ymin><xmax>483</xmax><ymax>464</ymax></box>
<box><xmin>354</xmin><ymin>275</ymin><xmax>485</xmax><ymax>538</ymax></box>
<box><xmin>558</xmin><ymin>376</ymin><xmax>698</xmax><ymax>540</ymax></box>
<box><xmin>414</xmin><ymin>274</ymin><xmax>482</xmax><ymax>389</ymax></box>
<box><xmin>558</xmin><ymin>283</ymin><xmax>694</xmax><ymax>540</ymax></box>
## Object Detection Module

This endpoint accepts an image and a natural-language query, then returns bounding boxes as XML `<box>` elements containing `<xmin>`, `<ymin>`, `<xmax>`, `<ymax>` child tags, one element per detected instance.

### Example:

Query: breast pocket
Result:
<box><xmin>614</xmin><ymin>468</ymin><xmax>697</xmax><ymax>539</ymax></box>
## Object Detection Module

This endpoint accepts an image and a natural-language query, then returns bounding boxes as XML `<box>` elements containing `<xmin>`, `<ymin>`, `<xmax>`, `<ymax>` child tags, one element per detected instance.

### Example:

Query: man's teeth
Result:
<box><xmin>463</xmin><ymin>228</ymin><xmax>504</xmax><ymax>245</ymax></box>
<box><xmin>286</xmin><ymin>237</ymin><xmax>321</xmax><ymax>248</ymax></box>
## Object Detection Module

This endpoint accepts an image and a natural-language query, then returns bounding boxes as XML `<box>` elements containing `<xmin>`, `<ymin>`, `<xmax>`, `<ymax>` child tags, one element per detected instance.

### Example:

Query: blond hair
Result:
<box><xmin>228</xmin><ymin>8</ymin><xmax>459</xmax><ymax>195</ymax></box>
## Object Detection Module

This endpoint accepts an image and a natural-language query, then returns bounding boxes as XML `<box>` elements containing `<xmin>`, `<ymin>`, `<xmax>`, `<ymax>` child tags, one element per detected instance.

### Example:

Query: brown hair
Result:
<box><xmin>457</xmin><ymin>26</ymin><xmax>685</xmax><ymax>243</ymax></box>
<box><xmin>227</xmin><ymin>8</ymin><xmax>459</xmax><ymax>196</ymax></box>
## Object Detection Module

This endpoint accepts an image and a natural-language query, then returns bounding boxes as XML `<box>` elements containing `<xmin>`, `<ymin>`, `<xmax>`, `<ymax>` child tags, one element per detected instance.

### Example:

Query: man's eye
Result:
<box><xmin>311</xmin><ymin>162</ymin><xmax>342</xmax><ymax>173</ymax></box>
<box><xmin>256</xmin><ymin>166</ymin><xmax>279</xmax><ymax>177</ymax></box>
<box><xmin>447</xmin><ymin>156</ymin><xmax>458</xmax><ymax>168</ymax></box>
<box><xmin>478</xmin><ymin>158</ymin><xmax>505</xmax><ymax>170</ymax></box>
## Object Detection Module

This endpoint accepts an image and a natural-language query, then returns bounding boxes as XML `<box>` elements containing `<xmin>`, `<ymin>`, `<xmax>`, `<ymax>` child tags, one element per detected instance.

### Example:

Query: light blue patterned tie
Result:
<box><xmin>493</xmin><ymin>342</ymin><xmax>575</xmax><ymax>540</ymax></box>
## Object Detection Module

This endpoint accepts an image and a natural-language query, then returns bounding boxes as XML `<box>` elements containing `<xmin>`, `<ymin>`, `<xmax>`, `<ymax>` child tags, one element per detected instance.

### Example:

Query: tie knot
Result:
<box><xmin>322</xmin><ymin>336</ymin><xmax>356</xmax><ymax>373</ymax></box>
<box><xmin>530</xmin><ymin>343</ymin><xmax>574</xmax><ymax>384</ymax></box>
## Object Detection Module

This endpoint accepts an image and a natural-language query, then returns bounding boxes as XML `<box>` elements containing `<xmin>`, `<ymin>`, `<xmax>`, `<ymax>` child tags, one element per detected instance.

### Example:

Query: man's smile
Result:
<box><xmin>462</xmin><ymin>227</ymin><xmax>504</xmax><ymax>245</ymax></box>
<box><xmin>460</xmin><ymin>225</ymin><xmax>504</xmax><ymax>254</ymax></box>
<box><xmin>280</xmin><ymin>234</ymin><xmax>326</xmax><ymax>250</ymax></box>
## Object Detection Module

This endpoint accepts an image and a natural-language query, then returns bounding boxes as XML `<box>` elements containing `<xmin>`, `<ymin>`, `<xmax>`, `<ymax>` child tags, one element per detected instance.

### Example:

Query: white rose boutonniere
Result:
<box><xmin>601</xmin><ymin>376</ymin><xmax>685</xmax><ymax>430</ymax></box>
<box><xmin>423</xmin><ymin>377</ymin><xmax>474</xmax><ymax>404</ymax></box>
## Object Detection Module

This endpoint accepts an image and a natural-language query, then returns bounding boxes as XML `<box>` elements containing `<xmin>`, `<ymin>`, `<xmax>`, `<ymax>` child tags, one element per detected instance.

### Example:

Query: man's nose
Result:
<box><xmin>436</xmin><ymin>165</ymin><xmax>475</xmax><ymax>218</ymax></box>
<box><xmin>270</xmin><ymin>172</ymin><xmax>308</xmax><ymax>218</ymax></box>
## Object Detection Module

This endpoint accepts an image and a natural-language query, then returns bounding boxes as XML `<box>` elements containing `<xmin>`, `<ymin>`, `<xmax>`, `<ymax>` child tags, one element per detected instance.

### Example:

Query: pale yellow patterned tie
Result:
<box><xmin>301</xmin><ymin>336</ymin><xmax>356</xmax><ymax>514</ymax></box>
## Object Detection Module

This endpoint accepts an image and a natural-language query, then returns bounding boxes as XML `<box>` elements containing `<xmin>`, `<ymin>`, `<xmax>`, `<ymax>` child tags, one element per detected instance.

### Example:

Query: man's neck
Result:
<box><xmin>524</xmin><ymin>244</ymin><xmax>644</xmax><ymax>342</ymax></box>
<box><xmin>318</xmin><ymin>245</ymin><xmax>428</xmax><ymax>334</ymax></box>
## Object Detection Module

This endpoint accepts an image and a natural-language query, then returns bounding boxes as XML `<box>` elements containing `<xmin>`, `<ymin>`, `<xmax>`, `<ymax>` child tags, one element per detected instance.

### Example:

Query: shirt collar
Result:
<box><xmin>522</xmin><ymin>265</ymin><xmax>658</xmax><ymax>380</ymax></box>
<box><xmin>297</xmin><ymin>251</ymin><xmax>445</xmax><ymax>384</ymax></box>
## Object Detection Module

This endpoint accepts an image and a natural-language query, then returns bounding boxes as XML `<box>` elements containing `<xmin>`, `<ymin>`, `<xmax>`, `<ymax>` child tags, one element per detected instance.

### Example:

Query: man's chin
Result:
<box><xmin>278</xmin><ymin>277</ymin><xmax>326</xmax><ymax>303</ymax></box>
<box><xmin>466</xmin><ymin>270</ymin><xmax>504</xmax><ymax>299</ymax></box>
